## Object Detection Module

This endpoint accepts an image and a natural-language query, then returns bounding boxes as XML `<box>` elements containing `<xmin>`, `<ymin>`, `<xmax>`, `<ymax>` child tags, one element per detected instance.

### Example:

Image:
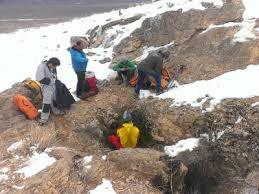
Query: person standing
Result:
<box><xmin>68</xmin><ymin>37</ymin><xmax>89</xmax><ymax>98</ymax></box>
<box><xmin>35</xmin><ymin>57</ymin><xmax>63</xmax><ymax>125</ymax></box>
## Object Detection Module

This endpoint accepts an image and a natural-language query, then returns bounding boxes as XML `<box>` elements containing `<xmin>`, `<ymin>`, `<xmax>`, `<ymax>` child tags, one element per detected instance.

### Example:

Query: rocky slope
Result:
<box><xmin>1</xmin><ymin>0</ymin><xmax>259</xmax><ymax>193</ymax></box>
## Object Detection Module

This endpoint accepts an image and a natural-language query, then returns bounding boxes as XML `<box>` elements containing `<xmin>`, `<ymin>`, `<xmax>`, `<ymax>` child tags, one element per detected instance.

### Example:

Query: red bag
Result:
<box><xmin>81</xmin><ymin>71</ymin><xmax>98</xmax><ymax>99</ymax></box>
<box><xmin>13</xmin><ymin>94</ymin><xmax>39</xmax><ymax>120</ymax></box>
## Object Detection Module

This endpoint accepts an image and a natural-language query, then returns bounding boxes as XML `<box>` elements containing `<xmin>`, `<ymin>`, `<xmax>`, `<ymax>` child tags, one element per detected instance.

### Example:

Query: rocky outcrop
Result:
<box><xmin>169</xmin><ymin>26</ymin><xmax>259</xmax><ymax>83</ymax></box>
<box><xmin>88</xmin><ymin>14</ymin><xmax>143</xmax><ymax>48</ymax></box>
<box><xmin>107</xmin><ymin>148</ymin><xmax>166</xmax><ymax>177</ymax></box>
<box><xmin>114</xmin><ymin>0</ymin><xmax>244</xmax><ymax>57</ymax></box>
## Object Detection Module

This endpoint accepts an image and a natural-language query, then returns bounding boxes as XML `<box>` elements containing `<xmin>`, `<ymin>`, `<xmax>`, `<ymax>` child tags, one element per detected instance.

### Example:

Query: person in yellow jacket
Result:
<box><xmin>117</xmin><ymin>111</ymin><xmax>139</xmax><ymax>148</ymax></box>
<box><xmin>117</xmin><ymin>122</ymin><xmax>139</xmax><ymax>148</ymax></box>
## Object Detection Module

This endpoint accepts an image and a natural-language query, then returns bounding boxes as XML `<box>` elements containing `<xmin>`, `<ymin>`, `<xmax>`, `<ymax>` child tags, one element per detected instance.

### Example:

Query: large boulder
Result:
<box><xmin>0</xmin><ymin>82</ymin><xmax>35</xmax><ymax>133</ymax></box>
<box><xmin>107</xmin><ymin>148</ymin><xmax>167</xmax><ymax>178</ymax></box>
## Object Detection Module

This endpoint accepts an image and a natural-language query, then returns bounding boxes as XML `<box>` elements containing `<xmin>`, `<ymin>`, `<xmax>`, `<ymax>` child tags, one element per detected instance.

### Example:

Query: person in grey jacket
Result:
<box><xmin>135</xmin><ymin>50</ymin><xmax>170</xmax><ymax>95</ymax></box>
<box><xmin>35</xmin><ymin>57</ymin><xmax>63</xmax><ymax>125</ymax></box>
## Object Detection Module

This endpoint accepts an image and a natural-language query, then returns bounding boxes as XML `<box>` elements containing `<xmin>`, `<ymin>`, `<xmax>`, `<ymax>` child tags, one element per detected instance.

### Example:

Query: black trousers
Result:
<box><xmin>76</xmin><ymin>71</ymin><xmax>85</xmax><ymax>96</ymax></box>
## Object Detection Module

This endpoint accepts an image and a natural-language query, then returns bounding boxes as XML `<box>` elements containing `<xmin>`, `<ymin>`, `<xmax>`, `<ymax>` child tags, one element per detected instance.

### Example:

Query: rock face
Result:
<box><xmin>114</xmin><ymin>0</ymin><xmax>244</xmax><ymax>54</ymax></box>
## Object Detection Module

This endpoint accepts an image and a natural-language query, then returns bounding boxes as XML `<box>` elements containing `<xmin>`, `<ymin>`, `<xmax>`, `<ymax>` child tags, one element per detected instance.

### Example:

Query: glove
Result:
<box><xmin>39</xmin><ymin>77</ymin><xmax>51</xmax><ymax>85</ymax></box>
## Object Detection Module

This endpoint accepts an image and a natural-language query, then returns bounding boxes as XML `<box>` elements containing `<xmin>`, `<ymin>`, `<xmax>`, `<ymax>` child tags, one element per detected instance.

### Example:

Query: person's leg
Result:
<box><xmin>117</xmin><ymin>71</ymin><xmax>124</xmax><ymax>85</ymax></box>
<box><xmin>39</xmin><ymin>85</ymin><xmax>53</xmax><ymax>124</ymax></box>
<box><xmin>120</xmin><ymin>70</ymin><xmax>130</xmax><ymax>85</ymax></box>
<box><xmin>125</xmin><ymin>70</ymin><xmax>133</xmax><ymax>85</ymax></box>
<box><xmin>76</xmin><ymin>71</ymin><xmax>85</xmax><ymax>97</ymax></box>
<box><xmin>151</xmin><ymin>73</ymin><xmax>161</xmax><ymax>94</ymax></box>
<box><xmin>51</xmin><ymin>86</ymin><xmax>64</xmax><ymax>115</ymax></box>
<box><xmin>135</xmin><ymin>70</ymin><xmax>146</xmax><ymax>94</ymax></box>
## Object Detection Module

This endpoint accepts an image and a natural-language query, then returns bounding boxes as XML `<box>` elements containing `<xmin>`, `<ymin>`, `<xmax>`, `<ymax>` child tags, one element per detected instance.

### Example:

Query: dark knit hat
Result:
<box><xmin>47</xmin><ymin>57</ymin><xmax>60</xmax><ymax>66</ymax></box>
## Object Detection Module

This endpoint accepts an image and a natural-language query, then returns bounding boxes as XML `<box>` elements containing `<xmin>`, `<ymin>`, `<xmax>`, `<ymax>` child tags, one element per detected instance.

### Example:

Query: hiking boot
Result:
<box><xmin>133</xmin><ymin>91</ymin><xmax>139</xmax><ymax>99</ymax></box>
<box><xmin>38</xmin><ymin>120</ymin><xmax>46</xmax><ymax>126</ymax></box>
<box><xmin>56</xmin><ymin>110</ymin><xmax>65</xmax><ymax>116</ymax></box>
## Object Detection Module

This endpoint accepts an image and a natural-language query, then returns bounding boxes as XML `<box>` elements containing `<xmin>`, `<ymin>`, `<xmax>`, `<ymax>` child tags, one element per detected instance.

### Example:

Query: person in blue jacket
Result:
<box><xmin>68</xmin><ymin>38</ymin><xmax>89</xmax><ymax>98</ymax></box>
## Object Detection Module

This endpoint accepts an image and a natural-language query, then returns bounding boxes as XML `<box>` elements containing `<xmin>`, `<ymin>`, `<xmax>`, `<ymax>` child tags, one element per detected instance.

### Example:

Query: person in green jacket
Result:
<box><xmin>113</xmin><ymin>59</ymin><xmax>136</xmax><ymax>85</ymax></box>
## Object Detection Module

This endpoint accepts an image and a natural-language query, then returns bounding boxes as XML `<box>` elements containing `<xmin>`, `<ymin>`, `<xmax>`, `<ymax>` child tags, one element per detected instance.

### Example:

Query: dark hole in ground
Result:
<box><xmin>100</xmin><ymin>108</ymin><xmax>165</xmax><ymax>150</ymax></box>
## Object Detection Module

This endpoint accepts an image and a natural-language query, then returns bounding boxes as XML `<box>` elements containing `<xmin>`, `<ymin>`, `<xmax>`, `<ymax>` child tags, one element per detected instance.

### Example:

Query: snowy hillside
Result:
<box><xmin>0</xmin><ymin>0</ymin><xmax>225</xmax><ymax>92</ymax></box>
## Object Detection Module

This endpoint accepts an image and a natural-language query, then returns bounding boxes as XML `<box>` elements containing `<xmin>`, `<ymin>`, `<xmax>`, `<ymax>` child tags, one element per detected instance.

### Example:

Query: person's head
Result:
<box><xmin>120</xmin><ymin>59</ymin><xmax>129</xmax><ymax>65</ymax></box>
<box><xmin>158</xmin><ymin>49</ymin><xmax>170</xmax><ymax>60</ymax></box>
<box><xmin>70</xmin><ymin>36</ymin><xmax>89</xmax><ymax>51</ymax></box>
<box><xmin>47</xmin><ymin>57</ymin><xmax>60</xmax><ymax>68</ymax></box>
<box><xmin>74</xmin><ymin>40</ymin><xmax>85</xmax><ymax>51</ymax></box>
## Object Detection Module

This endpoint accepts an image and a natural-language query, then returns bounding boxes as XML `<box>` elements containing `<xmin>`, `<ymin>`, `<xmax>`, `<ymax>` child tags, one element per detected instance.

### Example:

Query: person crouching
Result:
<box><xmin>113</xmin><ymin>59</ymin><xmax>136</xmax><ymax>85</ymax></box>
<box><xmin>35</xmin><ymin>57</ymin><xmax>64</xmax><ymax>125</ymax></box>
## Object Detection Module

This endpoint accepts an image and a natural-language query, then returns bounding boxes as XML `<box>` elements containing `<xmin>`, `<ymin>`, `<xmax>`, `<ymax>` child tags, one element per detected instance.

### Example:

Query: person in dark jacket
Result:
<box><xmin>68</xmin><ymin>38</ymin><xmax>89</xmax><ymax>98</ymax></box>
<box><xmin>35</xmin><ymin>57</ymin><xmax>64</xmax><ymax>125</ymax></box>
<box><xmin>113</xmin><ymin>59</ymin><xmax>136</xmax><ymax>85</ymax></box>
<box><xmin>135</xmin><ymin>50</ymin><xmax>170</xmax><ymax>95</ymax></box>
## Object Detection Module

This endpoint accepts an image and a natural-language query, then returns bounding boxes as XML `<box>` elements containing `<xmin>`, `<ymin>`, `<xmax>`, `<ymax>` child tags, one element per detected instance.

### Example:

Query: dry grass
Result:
<box><xmin>28</xmin><ymin>124</ymin><xmax>58</xmax><ymax>151</ymax></box>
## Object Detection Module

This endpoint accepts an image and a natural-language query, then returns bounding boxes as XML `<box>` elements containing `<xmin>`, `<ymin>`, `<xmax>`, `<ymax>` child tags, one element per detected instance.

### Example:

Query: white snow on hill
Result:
<box><xmin>89</xmin><ymin>179</ymin><xmax>116</xmax><ymax>194</ymax></box>
<box><xmin>159</xmin><ymin>65</ymin><xmax>259</xmax><ymax>111</ymax></box>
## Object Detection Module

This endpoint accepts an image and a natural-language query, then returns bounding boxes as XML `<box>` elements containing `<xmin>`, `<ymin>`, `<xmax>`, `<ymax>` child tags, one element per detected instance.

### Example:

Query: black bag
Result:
<box><xmin>55</xmin><ymin>80</ymin><xmax>75</xmax><ymax>109</ymax></box>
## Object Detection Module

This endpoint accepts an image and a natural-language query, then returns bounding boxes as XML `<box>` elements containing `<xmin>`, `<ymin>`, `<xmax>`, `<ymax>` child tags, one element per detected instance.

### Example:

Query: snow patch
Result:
<box><xmin>7</xmin><ymin>140</ymin><xmax>24</xmax><ymax>152</ymax></box>
<box><xmin>139</xmin><ymin>90</ymin><xmax>156</xmax><ymax>99</ymax></box>
<box><xmin>0</xmin><ymin>174</ymin><xmax>8</xmax><ymax>183</ymax></box>
<box><xmin>233</xmin><ymin>20</ymin><xmax>256</xmax><ymax>42</ymax></box>
<box><xmin>102</xmin><ymin>155</ymin><xmax>107</xmax><ymax>160</ymax></box>
<box><xmin>235</xmin><ymin>116</ymin><xmax>243</xmax><ymax>124</ymax></box>
<box><xmin>12</xmin><ymin>185</ymin><xmax>25</xmax><ymax>190</ymax></box>
<box><xmin>200</xmin><ymin>22</ymin><xmax>241</xmax><ymax>34</ymax></box>
<box><xmin>135</xmin><ymin>42</ymin><xmax>174</xmax><ymax>62</ymax></box>
<box><xmin>90</xmin><ymin>179</ymin><xmax>116</xmax><ymax>194</ymax></box>
<box><xmin>0</xmin><ymin>167</ymin><xmax>9</xmax><ymax>174</ymax></box>
<box><xmin>251</xmin><ymin>101</ymin><xmax>259</xmax><ymax>107</ymax></box>
<box><xmin>200</xmin><ymin>130</ymin><xmax>225</xmax><ymax>142</ymax></box>
<box><xmin>15</xmin><ymin>152</ymin><xmax>56</xmax><ymax>178</ymax></box>
<box><xmin>242</xmin><ymin>0</ymin><xmax>259</xmax><ymax>20</ymax></box>
<box><xmin>83</xmin><ymin>155</ymin><xmax>93</xmax><ymax>165</ymax></box>
<box><xmin>164</xmin><ymin>138</ymin><xmax>200</xmax><ymax>157</ymax></box>
<box><xmin>158</xmin><ymin>65</ymin><xmax>259</xmax><ymax>111</ymax></box>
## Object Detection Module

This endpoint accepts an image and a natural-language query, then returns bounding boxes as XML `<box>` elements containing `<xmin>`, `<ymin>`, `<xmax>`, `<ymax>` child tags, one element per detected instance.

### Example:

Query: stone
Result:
<box><xmin>107</xmin><ymin>148</ymin><xmax>167</xmax><ymax>177</ymax></box>
<box><xmin>99</xmin><ymin>57</ymin><xmax>111</xmax><ymax>64</ymax></box>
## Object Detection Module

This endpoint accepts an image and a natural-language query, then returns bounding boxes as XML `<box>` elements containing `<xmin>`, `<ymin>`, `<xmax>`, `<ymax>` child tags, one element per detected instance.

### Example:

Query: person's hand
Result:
<box><xmin>39</xmin><ymin>77</ymin><xmax>51</xmax><ymax>85</ymax></box>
